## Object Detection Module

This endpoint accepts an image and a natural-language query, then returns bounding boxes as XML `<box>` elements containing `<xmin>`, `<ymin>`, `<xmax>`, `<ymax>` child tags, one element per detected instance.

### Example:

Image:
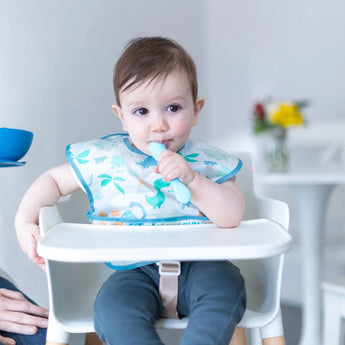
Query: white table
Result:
<box><xmin>38</xmin><ymin>219</ymin><xmax>292</xmax><ymax>262</ymax></box>
<box><xmin>258</xmin><ymin>173</ymin><xmax>345</xmax><ymax>345</ymax></box>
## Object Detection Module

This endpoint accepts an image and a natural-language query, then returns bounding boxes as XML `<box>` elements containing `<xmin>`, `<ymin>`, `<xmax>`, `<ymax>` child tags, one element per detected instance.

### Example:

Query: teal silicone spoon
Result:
<box><xmin>149</xmin><ymin>142</ymin><xmax>191</xmax><ymax>204</ymax></box>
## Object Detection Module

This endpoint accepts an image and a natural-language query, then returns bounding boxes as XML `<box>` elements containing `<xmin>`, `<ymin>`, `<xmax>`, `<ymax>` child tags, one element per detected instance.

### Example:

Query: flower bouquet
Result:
<box><xmin>252</xmin><ymin>98</ymin><xmax>308</xmax><ymax>172</ymax></box>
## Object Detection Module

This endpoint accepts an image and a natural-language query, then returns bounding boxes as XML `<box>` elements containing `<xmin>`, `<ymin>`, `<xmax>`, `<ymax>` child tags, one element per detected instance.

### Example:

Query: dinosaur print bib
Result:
<box><xmin>66</xmin><ymin>133</ymin><xmax>242</xmax><ymax>227</ymax></box>
<box><xmin>66</xmin><ymin>134</ymin><xmax>242</xmax><ymax>269</ymax></box>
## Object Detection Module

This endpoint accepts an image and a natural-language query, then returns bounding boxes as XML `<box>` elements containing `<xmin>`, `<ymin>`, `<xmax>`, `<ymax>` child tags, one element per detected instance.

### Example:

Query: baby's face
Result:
<box><xmin>112</xmin><ymin>69</ymin><xmax>204</xmax><ymax>155</ymax></box>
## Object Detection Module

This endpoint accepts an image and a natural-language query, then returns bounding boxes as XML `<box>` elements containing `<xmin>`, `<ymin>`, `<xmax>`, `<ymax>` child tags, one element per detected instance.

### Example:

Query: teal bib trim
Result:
<box><xmin>90</xmin><ymin>214</ymin><xmax>209</xmax><ymax>225</ymax></box>
<box><xmin>216</xmin><ymin>158</ymin><xmax>243</xmax><ymax>184</ymax></box>
<box><xmin>105</xmin><ymin>261</ymin><xmax>155</xmax><ymax>270</ymax></box>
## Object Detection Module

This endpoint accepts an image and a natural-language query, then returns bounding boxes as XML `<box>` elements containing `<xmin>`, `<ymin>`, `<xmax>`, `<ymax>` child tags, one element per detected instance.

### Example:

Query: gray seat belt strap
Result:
<box><xmin>157</xmin><ymin>261</ymin><xmax>180</xmax><ymax>319</ymax></box>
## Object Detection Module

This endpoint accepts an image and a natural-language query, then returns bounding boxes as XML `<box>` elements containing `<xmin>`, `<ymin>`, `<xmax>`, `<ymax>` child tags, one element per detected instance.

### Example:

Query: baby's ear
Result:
<box><xmin>193</xmin><ymin>97</ymin><xmax>205</xmax><ymax>125</ymax></box>
<box><xmin>112</xmin><ymin>105</ymin><xmax>127</xmax><ymax>131</ymax></box>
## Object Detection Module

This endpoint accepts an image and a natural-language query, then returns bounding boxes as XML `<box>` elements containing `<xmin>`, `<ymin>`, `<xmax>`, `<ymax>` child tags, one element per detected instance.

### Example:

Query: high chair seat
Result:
<box><xmin>37</xmin><ymin>152</ymin><xmax>291</xmax><ymax>345</ymax></box>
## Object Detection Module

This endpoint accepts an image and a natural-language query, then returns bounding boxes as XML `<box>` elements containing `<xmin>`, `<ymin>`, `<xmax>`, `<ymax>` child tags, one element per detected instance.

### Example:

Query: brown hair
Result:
<box><xmin>113</xmin><ymin>37</ymin><xmax>198</xmax><ymax>106</ymax></box>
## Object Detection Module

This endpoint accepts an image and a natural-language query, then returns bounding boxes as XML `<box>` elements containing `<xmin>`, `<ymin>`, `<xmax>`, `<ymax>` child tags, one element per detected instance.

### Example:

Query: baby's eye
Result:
<box><xmin>167</xmin><ymin>104</ymin><xmax>181</xmax><ymax>113</ymax></box>
<box><xmin>134</xmin><ymin>108</ymin><xmax>148</xmax><ymax>116</ymax></box>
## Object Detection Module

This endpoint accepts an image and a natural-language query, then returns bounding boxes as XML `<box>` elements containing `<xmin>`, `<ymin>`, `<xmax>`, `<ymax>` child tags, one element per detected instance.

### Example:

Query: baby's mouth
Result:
<box><xmin>161</xmin><ymin>140</ymin><xmax>172</xmax><ymax>148</ymax></box>
<box><xmin>152</xmin><ymin>139</ymin><xmax>172</xmax><ymax>148</ymax></box>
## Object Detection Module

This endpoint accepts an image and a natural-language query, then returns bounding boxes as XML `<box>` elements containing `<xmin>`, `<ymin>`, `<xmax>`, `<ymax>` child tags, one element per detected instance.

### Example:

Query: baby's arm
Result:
<box><xmin>188</xmin><ymin>173</ymin><xmax>244</xmax><ymax>228</ymax></box>
<box><xmin>15</xmin><ymin>163</ymin><xmax>80</xmax><ymax>269</ymax></box>
<box><xmin>156</xmin><ymin>150</ymin><xmax>245</xmax><ymax>228</ymax></box>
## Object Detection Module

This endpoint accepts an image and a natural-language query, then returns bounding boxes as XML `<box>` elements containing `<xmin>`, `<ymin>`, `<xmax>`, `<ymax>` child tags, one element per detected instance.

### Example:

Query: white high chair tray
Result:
<box><xmin>38</xmin><ymin>219</ymin><xmax>292</xmax><ymax>262</ymax></box>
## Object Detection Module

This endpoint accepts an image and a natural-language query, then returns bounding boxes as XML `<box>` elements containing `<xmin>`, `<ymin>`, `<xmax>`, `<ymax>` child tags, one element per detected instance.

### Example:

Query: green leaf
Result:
<box><xmin>98</xmin><ymin>174</ymin><xmax>112</xmax><ymax>179</ymax></box>
<box><xmin>113</xmin><ymin>176</ymin><xmax>125</xmax><ymax>181</ymax></box>
<box><xmin>113</xmin><ymin>182</ymin><xmax>125</xmax><ymax>194</ymax></box>
<box><xmin>77</xmin><ymin>158</ymin><xmax>89</xmax><ymax>164</ymax></box>
<box><xmin>101</xmin><ymin>179</ymin><xmax>111</xmax><ymax>187</ymax></box>
<box><xmin>185</xmin><ymin>153</ymin><xmax>199</xmax><ymax>162</ymax></box>
<box><xmin>294</xmin><ymin>100</ymin><xmax>310</xmax><ymax>109</ymax></box>
<box><xmin>78</xmin><ymin>149</ymin><xmax>90</xmax><ymax>158</ymax></box>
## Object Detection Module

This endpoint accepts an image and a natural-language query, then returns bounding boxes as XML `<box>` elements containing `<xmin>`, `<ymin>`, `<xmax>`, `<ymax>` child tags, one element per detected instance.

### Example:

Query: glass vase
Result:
<box><xmin>265</xmin><ymin>127</ymin><xmax>288</xmax><ymax>173</ymax></box>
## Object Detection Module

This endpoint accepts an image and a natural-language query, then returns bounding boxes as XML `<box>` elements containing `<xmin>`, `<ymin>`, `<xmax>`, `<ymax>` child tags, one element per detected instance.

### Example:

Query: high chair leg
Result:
<box><xmin>262</xmin><ymin>335</ymin><xmax>286</xmax><ymax>345</ymax></box>
<box><xmin>259</xmin><ymin>309</ymin><xmax>285</xmax><ymax>345</ymax></box>
<box><xmin>85</xmin><ymin>332</ymin><xmax>103</xmax><ymax>345</ymax></box>
<box><xmin>229</xmin><ymin>327</ymin><xmax>248</xmax><ymax>345</ymax></box>
<box><xmin>45</xmin><ymin>312</ymin><xmax>69</xmax><ymax>345</ymax></box>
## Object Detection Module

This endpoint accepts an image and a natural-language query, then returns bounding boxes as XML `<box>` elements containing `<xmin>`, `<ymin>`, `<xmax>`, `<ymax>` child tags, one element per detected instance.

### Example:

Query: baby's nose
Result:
<box><xmin>151</xmin><ymin>115</ymin><xmax>168</xmax><ymax>132</ymax></box>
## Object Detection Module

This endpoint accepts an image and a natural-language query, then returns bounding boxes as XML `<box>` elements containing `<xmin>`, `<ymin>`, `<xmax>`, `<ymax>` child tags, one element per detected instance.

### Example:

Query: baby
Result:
<box><xmin>16</xmin><ymin>37</ymin><xmax>246</xmax><ymax>345</ymax></box>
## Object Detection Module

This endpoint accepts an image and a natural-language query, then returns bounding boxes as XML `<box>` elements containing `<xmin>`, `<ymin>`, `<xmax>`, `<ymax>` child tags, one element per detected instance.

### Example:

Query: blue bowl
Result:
<box><xmin>0</xmin><ymin>127</ymin><xmax>34</xmax><ymax>161</ymax></box>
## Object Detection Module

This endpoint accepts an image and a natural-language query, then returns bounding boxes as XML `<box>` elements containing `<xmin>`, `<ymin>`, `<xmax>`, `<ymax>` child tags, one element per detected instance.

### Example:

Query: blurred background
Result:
<box><xmin>1</xmin><ymin>0</ymin><xmax>345</xmax><ymax>338</ymax></box>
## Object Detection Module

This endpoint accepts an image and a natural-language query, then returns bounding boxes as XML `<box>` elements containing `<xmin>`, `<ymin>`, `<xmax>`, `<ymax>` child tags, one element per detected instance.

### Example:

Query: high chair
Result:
<box><xmin>37</xmin><ymin>152</ymin><xmax>291</xmax><ymax>345</ymax></box>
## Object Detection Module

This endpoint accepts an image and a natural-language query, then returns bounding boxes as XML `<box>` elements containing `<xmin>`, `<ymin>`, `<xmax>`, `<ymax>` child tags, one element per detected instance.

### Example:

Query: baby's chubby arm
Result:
<box><xmin>155</xmin><ymin>150</ymin><xmax>245</xmax><ymax>228</ymax></box>
<box><xmin>15</xmin><ymin>163</ymin><xmax>80</xmax><ymax>269</ymax></box>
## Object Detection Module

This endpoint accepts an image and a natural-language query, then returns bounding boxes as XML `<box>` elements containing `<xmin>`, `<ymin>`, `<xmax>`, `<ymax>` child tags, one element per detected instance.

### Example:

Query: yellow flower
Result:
<box><xmin>269</xmin><ymin>102</ymin><xmax>304</xmax><ymax>128</ymax></box>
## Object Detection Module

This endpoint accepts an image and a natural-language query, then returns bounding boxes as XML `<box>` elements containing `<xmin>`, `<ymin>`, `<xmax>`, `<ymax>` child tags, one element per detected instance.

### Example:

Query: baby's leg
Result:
<box><xmin>178</xmin><ymin>261</ymin><xmax>246</xmax><ymax>345</ymax></box>
<box><xmin>229</xmin><ymin>328</ymin><xmax>248</xmax><ymax>345</ymax></box>
<box><xmin>94</xmin><ymin>268</ymin><xmax>164</xmax><ymax>345</ymax></box>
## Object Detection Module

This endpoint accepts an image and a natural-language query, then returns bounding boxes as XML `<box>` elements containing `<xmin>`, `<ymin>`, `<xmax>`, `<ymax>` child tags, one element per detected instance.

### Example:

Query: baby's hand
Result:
<box><xmin>16</xmin><ymin>222</ymin><xmax>46</xmax><ymax>272</ymax></box>
<box><xmin>155</xmin><ymin>150</ymin><xmax>196</xmax><ymax>185</ymax></box>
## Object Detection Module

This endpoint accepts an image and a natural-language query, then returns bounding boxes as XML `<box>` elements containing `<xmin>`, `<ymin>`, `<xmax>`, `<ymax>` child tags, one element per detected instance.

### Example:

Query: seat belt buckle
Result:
<box><xmin>157</xmin><ymin>261</ymin><xmax>181</xmax><ymax>276</ymax></box>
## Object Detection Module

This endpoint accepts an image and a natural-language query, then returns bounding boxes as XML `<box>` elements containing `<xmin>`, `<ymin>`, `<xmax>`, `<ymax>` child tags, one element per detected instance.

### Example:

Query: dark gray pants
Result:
<box><xmin>94</xmin><ymin>261</ymin><xmax>246</xmax><ymax>345</ymax></box>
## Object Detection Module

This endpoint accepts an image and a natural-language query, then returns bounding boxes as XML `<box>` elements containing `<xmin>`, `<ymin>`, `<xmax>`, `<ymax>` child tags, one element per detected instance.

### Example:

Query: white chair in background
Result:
<box><xmin>288</xmin><ymin>120</ymin><xmax>345</xmax><ymax>173</ymax></box>
<box><xmin>322</xmin><ymin>277</ymin><xmax>345</xmax><ymax>345</ymax></box>
<box><xmin>37</xmin><ymin>152</ymin><xmax>291</xmax><ymax>345</ymax></box>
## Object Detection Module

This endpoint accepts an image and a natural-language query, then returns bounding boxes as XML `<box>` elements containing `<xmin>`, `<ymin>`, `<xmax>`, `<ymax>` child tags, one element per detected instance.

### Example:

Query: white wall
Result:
<box><xmin>202</xmin><ymin>0</ymin><xmax>345</xmax><ymax>149</ymax></box>
<box><xmin>1</xmin><ymin>0</ymin><xmax>345</xmax><ymax>313</ymax></box>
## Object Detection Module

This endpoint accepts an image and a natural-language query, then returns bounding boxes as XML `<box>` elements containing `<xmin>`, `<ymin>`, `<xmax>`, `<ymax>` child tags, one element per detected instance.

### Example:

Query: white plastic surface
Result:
<box><xmin>38</xmin><ymin>220</ymin><xmax>291</xmax><ymax>262</ymax></box>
